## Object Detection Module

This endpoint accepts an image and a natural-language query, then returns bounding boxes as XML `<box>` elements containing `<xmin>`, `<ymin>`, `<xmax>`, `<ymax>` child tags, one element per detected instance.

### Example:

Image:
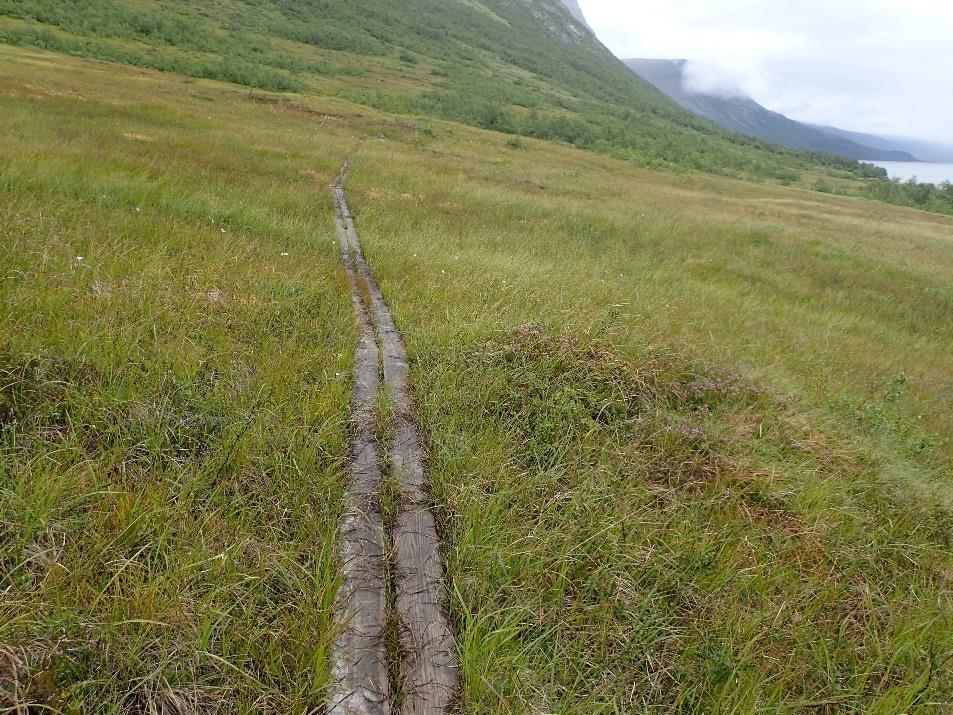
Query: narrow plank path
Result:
<box><xmin>327</xmin><ymin>164</ymin><xmax>391</xmax><ymax>715</ymax></box>
<box><xmin>329</xmin><ymin>164</ymin><xmax>458</xmax><ymax>715</ymax></box>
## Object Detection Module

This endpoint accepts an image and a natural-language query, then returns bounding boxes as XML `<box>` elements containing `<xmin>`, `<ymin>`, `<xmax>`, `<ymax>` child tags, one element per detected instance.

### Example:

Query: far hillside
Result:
<box><xmin>624</xmin><ymin>58</ymin><xmax>914</xmax><ymax>162</ymax></box>
<box><xmin>808</xmin><ymin>124</ymin><xmax>953</xmax><ymax>164</ymax></box>
<box><xmin>0</xmin><ymin>0</ymin><xmax>887</xmax><ymax>185</ymax></box>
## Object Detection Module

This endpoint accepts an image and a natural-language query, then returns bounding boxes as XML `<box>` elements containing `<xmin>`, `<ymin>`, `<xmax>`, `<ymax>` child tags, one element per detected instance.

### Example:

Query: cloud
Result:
<box><xmin>681</xmin><ymin>61</ymin><xmax>744</xmax><ymax>99</ymax></box>
<box><xmin>580</xmin><ymin>0</ymin><xmax>953</xmax><ymax>143</ymax></box>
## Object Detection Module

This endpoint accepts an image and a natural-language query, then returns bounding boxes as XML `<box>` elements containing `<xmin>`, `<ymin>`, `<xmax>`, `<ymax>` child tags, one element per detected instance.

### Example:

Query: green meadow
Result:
<box><xmin>0</xmin><ymin>52</ymin><xmax>360</xmax><ymax>710</ymax></box>
<box><xmin>1</xmin><ymin>33</ymin><xmax>951</xmax><ymax>715</ymax></box>
<box><xmin>350</xmin><ymin>124</ymin><xmax>953</xmax><ymax>711</ymax></box>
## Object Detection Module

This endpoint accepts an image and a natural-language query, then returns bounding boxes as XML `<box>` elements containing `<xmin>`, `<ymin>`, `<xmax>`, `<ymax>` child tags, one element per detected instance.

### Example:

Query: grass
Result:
<box><xmin>344</xmin><ymin>123</ymin><xmax>953</xmax><ymax>710</ymax></box>
<box><xmin>0</xmin><ymin>47</ymin><xmax>951</xmax><ymax>712</ymax></box>
<box><xmin>0</xmin><ymin>0</ymin><xmax>892</xmax><ymax>186</ymax></box>
<box><xmin>0</xmin><ymin>51</ymin><xmax>361</xmax><ymax>710</ymax></box>
<box><xmin>7</xmin><ymin>0</ymin><xmax>952</xmax><ymax>217</ymax></box>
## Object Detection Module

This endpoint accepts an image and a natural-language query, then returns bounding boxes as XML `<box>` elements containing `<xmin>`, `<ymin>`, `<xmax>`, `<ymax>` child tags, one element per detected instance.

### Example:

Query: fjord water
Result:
<box><xmin>868</xmin><ymin>161</ymin><xmax>953</xmax><ymax>184</ymax></box>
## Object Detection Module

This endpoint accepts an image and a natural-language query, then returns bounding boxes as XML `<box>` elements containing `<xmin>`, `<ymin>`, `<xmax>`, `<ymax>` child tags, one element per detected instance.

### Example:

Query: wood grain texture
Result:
<box><xmin>328</xmin><ymin>185</ymin><xmax>391</xmax><ymax>715</ymax></box>
<box><xmin>334</xmin><ymin>174</ymin><xmax>459</xmax><ymax>714</ymax></box>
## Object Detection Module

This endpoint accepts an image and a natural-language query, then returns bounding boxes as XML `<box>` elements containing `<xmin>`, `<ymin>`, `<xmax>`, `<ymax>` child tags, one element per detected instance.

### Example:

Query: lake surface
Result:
<box><xmin>866</xmin><ymin>161</ymin><xmax>953</xmax><ymax>184</ymax></box>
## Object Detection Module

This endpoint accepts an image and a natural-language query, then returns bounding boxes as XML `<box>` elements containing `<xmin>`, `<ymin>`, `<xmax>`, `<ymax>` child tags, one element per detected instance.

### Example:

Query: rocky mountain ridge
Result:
<box><xmin>556</xmin><ymin>0</ymin><xmax>591</xmax><ymax>29</ymax></box>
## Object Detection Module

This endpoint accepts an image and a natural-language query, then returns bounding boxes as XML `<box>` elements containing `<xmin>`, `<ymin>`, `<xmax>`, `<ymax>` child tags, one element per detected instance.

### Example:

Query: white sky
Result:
<box><xmin>579</xmin><ymin>0</ymin><xmax>953</xmax><ymax>143</ymax></box>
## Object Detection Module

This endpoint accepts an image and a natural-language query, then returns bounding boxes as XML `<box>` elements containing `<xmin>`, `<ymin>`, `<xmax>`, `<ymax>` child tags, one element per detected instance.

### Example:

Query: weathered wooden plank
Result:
<box><xmin>341</xmin><ymin>194</ymin><xmax>460</xmax><ymax>715</ymax></box>
<box><xmin>328</xmin><ymin>187</ymin><xmax>391</xmax><ymax>715</ymax></box>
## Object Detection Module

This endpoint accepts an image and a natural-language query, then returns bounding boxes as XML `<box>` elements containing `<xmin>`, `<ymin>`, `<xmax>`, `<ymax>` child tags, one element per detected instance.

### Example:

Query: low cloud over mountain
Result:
<box><xmin>626</xmin><ymin>59</ymin><xmax>916</xmax><ymax>162</ymax></box>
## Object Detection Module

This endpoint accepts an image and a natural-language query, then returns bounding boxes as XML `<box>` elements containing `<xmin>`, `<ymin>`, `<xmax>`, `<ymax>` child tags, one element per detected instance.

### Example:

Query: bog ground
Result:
<box><xmin>1</xmin><ymin>47</ymin><xmax>951</xmax><ymax>712</ymax></box>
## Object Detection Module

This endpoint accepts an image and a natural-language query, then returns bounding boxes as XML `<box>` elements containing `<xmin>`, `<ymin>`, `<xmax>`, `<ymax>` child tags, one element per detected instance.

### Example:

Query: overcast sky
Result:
<box><xmin>580</xmin><ymin>0</ymin><xmax>953</xmax><ymax>143</ymax></box>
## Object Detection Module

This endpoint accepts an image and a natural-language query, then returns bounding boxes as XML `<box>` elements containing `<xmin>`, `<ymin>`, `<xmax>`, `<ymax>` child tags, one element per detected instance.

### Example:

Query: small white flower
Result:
<box><xmin>221</xmin><ymin>228</ymin><xmax>226</xmax><ymax>233</ymax></box>
<box><xmin>75</xmin><ymin>256</ymin><xmax>84</xmax><ymax>262</ymax></box>
<box><xmin>281</xmin><ymin>252</ymin><xmax>289</xmax><ymax>257</ymax></box>
<box><xmin>135</xmin><ymin>207</ymin><xmax>141</xmax><ymax>212</ymax></box>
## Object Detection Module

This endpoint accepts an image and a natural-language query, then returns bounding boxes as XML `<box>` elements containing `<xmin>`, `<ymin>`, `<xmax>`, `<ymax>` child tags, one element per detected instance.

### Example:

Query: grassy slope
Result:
<box><xmin>0</xmin><ymin>52</ymin><xmax>362</xmax><ymax>710</ymax></box>
<box><xmin>349</xmin><ymin>128</ymin><xmax>953</xmax><ymax>711</ymax></box>
<box><xmin>0</xmin><ymin>0</ymin><xmax>880</xmax><ymax>185</ymax></box>
<box><xmin>0</xmin><ymin>46</ymin><xmax>951</xmax><ymax>713</ymax></box>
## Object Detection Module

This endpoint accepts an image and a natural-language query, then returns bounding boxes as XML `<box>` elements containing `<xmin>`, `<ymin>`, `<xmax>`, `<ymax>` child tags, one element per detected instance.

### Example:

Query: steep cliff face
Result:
<box><xmin>557</xmin><ymin>0</ymin><xmax>591</xmax><ymax>29</ymax></box>
<box><xmin>522</xmin><ymin>0</ymin><xmax>598</xmax><ymax>46</ymax></box>
<box><xmin>626</xmin><ymin>59</ymin><xmax>915</xmax><ymax>161</ymax></box>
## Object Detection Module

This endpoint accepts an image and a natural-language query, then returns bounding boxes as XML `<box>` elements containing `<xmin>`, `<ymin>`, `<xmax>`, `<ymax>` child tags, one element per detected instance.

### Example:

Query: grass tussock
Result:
<box><xmin>475</xmin><ymin>324</ymin><xmax>766</xmax><ymax>469</ymax></box>
<box><xmin>420</xmin><ymin>325</ymin><xmax>951</xmax><ymax>712</ymax></box>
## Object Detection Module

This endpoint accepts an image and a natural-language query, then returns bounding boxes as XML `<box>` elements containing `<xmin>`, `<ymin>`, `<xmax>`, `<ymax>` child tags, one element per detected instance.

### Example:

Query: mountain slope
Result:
<box><xmin>808</xmin><ymin>124</ymin><xmax>953</xmax><ymax>163</ymax></box>
<box><xmin>0</xmin><ymin>0</ymin><xmax>877</xmax><ymax>182</ymax></box>
<box><xmin>625</xmin><ymin>58</ymin><xmax>914</xmax><ymax>162</ymax></box>
<box><xmin>557</xmin><ymin>0</ymin><xmax>592</xmax><ymax>29</ymax></box>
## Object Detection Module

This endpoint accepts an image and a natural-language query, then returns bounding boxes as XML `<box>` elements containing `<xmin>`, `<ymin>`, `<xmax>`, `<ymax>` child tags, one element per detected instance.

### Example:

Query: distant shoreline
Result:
<box><xmin>864</xmin><ymin>160</ymin><xmax>953</xmax><ymax>184</ymax></box>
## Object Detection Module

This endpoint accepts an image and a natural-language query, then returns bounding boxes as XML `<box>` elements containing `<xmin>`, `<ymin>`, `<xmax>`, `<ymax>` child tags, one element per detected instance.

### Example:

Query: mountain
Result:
<box><xmin>807</xmin><ymin>125</ymin><xmax>953</xmax><ymax>163</ymax></box>
<box><xmin>0</xmin><ymin>0</ymin><xmax>878</xmax><ymax>182</ymax></box>
<box><xmin>557</xmin><ymin>0</ymin><xmax>592</xmax><ymax>29</ymax></box>
<box><xmin>625</xmin><ymin>59</ymin><xmax>915</xmax><ymax>162</ymax></box>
